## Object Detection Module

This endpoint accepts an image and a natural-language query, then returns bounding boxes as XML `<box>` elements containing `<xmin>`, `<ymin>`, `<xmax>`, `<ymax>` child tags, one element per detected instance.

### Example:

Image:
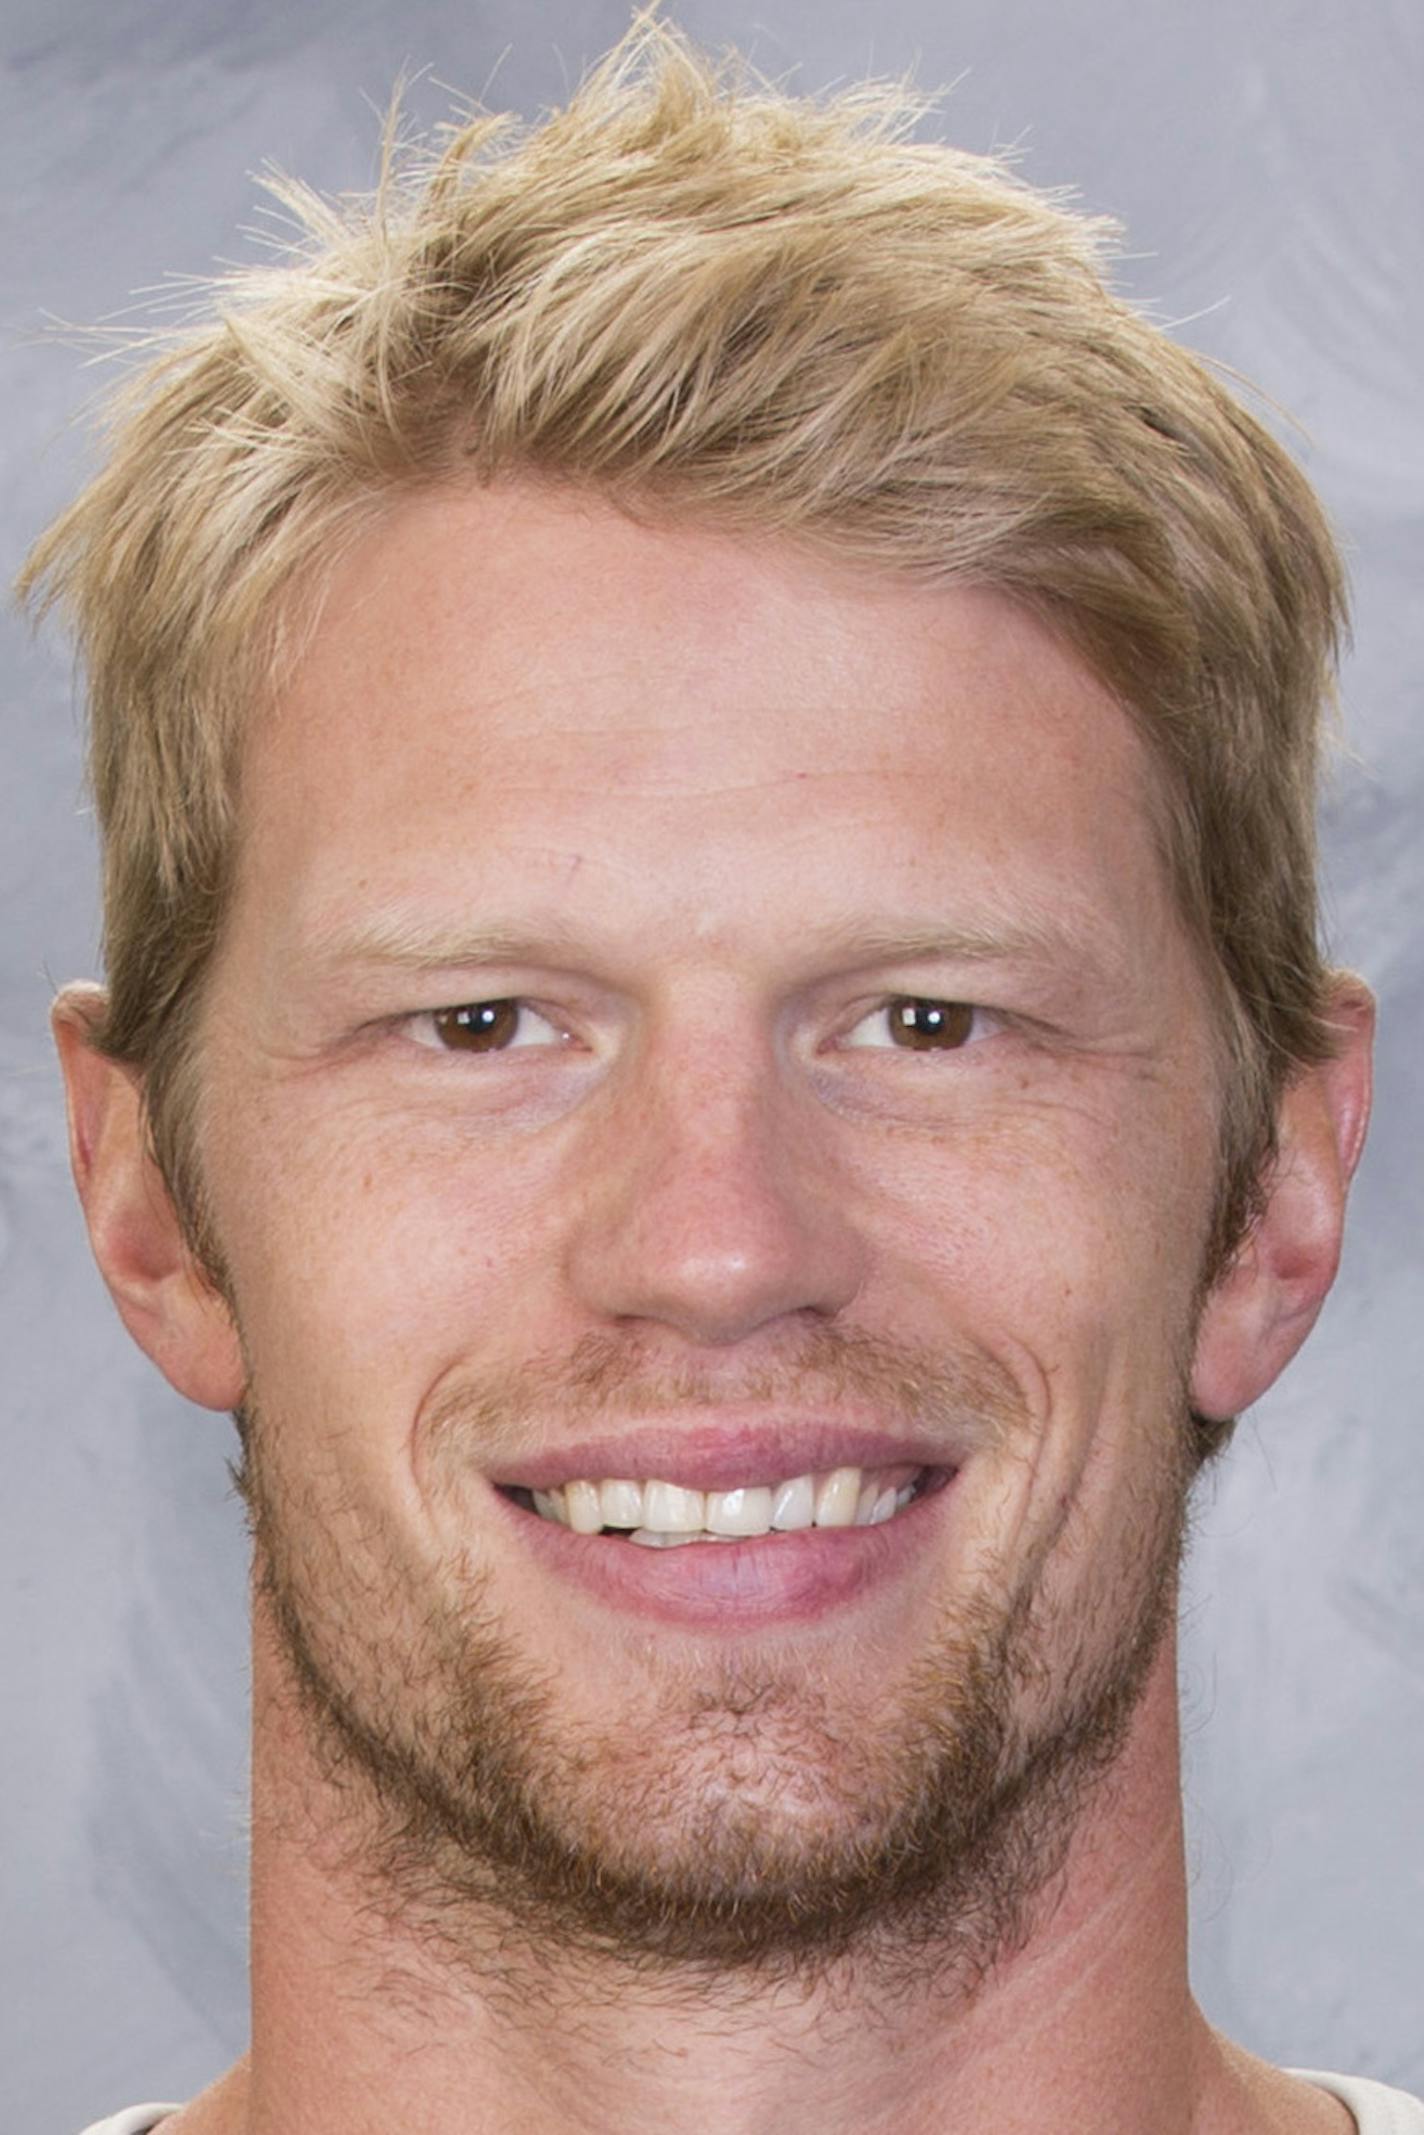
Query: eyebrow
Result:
<box><xmin>304</xmin><ymin>905</ymin><xmax>1113</xmax><ymax>984</ymax></box>
<box><xmin>808</xmin><ymin>916</ymin><xmax>1099</xmax><ymax>970</ymax></box>
<box><xmin>306</xmin><ymin>911</ymin><xmax>594</xmax><ymax>975</ymax></box>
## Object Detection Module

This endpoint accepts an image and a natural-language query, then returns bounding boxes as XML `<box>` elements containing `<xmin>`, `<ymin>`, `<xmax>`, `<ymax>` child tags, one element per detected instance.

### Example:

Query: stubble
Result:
<box><xmin>236</xmin><ymin>1325</ymin><xmax>1193</xmax><ymax>2005</ymax></box>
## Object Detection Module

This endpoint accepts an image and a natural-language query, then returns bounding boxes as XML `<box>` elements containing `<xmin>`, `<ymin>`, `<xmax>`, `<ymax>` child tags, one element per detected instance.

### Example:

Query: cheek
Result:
<box><xmin>852</xmin><ymin>1084</ymin><xmax>1214</xmax><ymax>1339</ymax></box>
<box><xmin>841</xmin><ymin>1089</ymin><xmax>1214</xmax><ymax>1552</ymax></box>
<box><xmin>206</xmin><ymin>1088</ymin><xmax>576</xmax><ymax>1440</ymax></box>
<box><xmin>205</xmin><ymin>1039</ymin><xmax>1218</xmax><ymax>1488</ymax></box>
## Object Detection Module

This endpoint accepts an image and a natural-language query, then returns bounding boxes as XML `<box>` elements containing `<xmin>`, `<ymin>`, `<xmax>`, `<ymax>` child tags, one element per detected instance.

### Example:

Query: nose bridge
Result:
<box><xmin>564</xmin><ymin>1003</ymin><xmax>866</xmax><ymax>1345</ymax></box>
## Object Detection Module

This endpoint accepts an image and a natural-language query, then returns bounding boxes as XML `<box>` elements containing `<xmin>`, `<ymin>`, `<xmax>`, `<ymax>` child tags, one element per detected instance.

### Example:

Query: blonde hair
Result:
<box><xmin>21</xmin><ymin>15</ymin><xmax>1346</xmax><ymax>1338</ymax></box>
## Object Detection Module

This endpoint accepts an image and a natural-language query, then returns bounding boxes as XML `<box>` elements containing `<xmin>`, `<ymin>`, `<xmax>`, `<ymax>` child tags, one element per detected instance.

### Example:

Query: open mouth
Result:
<box><xmin>499</xmin><ymin>1463</ymin><xmax>951</xmax><ymax>1548</ymax></box>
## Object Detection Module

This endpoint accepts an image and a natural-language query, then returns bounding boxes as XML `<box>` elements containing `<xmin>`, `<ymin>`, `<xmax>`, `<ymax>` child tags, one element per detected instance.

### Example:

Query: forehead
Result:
<box><xmin>226</xmin><ymin>481</ymin><xmax>1191</xmax><ymax>1002</ymax></box>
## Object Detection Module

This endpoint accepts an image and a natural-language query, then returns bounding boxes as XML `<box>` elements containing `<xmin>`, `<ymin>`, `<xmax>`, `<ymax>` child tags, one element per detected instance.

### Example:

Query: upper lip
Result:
<box><xmin>488</xmin><ymin>1416</ymin><xmax>972</xmax><ymax>1494</ymax></box>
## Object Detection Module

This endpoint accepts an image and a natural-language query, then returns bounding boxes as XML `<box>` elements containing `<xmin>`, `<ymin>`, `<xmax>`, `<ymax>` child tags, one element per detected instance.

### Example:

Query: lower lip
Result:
<box><xmin>492</xmin><ymin>1480</ymin><xmax>955</xmax><ymax>1630</ymax></box>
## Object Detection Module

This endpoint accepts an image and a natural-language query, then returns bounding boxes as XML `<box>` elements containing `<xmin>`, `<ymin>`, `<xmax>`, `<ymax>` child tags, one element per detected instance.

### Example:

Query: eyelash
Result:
<box><xmin>402</xmin><ymin>995</ymin><xmax>997</xmax><ymax>1058</ymax></box>
<box><xmin>844</xmin><ymin>998</ymin><xmax>995</xmax><ymax>1052</ymax></box>
<box><xmin>406</xmin><ymin>1000</ymin><xmax>569</xmax><ymax>1054</ymax></box>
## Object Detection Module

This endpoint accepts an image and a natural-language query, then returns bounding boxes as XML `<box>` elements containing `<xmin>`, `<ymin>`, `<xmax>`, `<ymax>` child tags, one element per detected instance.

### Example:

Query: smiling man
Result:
<box><xmin>24</xmin><ymin>18</ymin><xmax>1419</xmax><ymax>2135</ymax></box>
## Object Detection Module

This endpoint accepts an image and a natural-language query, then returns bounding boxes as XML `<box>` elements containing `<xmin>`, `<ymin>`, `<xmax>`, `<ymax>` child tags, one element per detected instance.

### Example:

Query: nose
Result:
<box><xmin>564</xmin><ymin>1018</ymin><xmax>868</xmax><ymax>1349</ymax></box>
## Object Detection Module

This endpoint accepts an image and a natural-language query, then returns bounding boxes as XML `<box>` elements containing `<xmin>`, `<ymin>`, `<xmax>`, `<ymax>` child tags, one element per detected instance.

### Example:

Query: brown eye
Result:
<box><xmin>887</xmin><ymin>998</ymin><xmax>976</xmax><ymax>1050</ymax></box>
<box><xmin>407</xmin><ymin>998</ymin><xmax>570</xmax><ymax>1063</ymax></box>
<box><xmin>430</xmin><ymin>1000</ymin><xmax>525</xmax><ymax>1051</ymax></box>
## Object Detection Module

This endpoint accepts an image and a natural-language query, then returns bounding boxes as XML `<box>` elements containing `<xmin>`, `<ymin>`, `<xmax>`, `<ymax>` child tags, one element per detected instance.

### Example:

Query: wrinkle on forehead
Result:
<box><xmin>227</xmin><ymin>483</ymin><xmax>1199</xmax><ymax>1046</ymax></box>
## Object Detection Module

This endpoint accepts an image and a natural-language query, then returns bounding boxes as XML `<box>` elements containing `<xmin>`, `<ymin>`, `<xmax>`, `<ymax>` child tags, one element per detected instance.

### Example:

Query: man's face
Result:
<box><xmin>197</xmin><ymin>484</ymin><xmax>1221</xmax><ymax>1975</ymax></box>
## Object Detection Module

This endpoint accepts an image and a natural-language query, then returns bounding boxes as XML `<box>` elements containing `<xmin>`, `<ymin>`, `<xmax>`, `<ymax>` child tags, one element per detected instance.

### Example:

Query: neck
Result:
<box><xmin>233</xmin><ymin>1610</ymin><xmax>1230</xmax><ymax>2135</ymax></box>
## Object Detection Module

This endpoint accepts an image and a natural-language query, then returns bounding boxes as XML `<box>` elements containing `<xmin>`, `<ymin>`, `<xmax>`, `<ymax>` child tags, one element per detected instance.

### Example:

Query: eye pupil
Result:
<box><xmin>434</xmin><ymin>1000</ymin><xmax>521</xmax><ymax>1051</ymax></box>
<box><xmin>891</xmin><ymin>998</ymin><xmax>973</xmax><ymax>1050</ymax></box>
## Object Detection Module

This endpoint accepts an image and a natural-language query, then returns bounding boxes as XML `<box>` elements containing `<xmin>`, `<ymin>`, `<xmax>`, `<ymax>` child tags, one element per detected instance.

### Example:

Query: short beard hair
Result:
<box><xmin>234</xmin><ymin>1327</ymin><xmax>1195</xmax><ymax>2004</ymax></box>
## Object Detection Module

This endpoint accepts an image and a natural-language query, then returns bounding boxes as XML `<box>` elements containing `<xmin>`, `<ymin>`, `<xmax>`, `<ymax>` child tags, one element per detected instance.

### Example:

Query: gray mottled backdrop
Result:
<box><xmin>3</xmin><ymin>3</ymin><xmax>1420</xmax><ymax>2128</ymax></box>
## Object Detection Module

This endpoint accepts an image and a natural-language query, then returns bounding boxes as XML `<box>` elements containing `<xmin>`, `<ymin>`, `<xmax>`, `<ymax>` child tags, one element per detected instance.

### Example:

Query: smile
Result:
<box><xmin>502</xmin><ymin>1463</ymin><xmax>944</xmax><ymax>1546</ymax></box>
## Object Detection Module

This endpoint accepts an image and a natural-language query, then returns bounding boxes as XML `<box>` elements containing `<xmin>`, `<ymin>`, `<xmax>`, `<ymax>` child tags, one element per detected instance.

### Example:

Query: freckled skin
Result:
<box><xmin>202</xmin><ymin>488</ymin><xmax>1223</xmax><ymax>1784</ymax></box>
<box><xmin>63</xmin><ymin>483</ymin><xmax>1368</xmax><ymax>2133</ymax></box>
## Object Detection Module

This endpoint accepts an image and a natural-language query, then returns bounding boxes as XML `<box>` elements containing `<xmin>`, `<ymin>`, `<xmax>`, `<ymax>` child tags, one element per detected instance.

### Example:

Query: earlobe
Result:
<box><xmin>53</xmin><ymin>985</ymin><xmax>245</xmax><ymax>1412</ymax></box>
<box><xmin>1190</xmin><ymin>978</ymin><xmax>1374</xmax><ymax>1421</ymax></box>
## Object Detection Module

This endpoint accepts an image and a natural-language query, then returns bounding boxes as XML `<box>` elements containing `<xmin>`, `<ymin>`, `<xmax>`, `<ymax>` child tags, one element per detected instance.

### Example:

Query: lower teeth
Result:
<box><xmin>627</xmin><ymin>1529</ymin><xmax>725</xmax><ymax>1548</ymax></box>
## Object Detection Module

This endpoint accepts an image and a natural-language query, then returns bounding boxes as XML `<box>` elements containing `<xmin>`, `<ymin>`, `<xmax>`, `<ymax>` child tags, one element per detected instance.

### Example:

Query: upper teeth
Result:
<box><xmin>527</xmin><ymin>1465</ymin><xmax>922</xmax><ymax>1545</ymax></box>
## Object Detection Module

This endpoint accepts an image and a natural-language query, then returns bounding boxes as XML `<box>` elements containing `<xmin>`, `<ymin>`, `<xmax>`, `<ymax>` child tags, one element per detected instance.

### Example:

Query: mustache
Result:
<box><xmin>418</xmin><ymin>1322</ymin><xmax>1034</xmax><ymax>1471</ymax></box>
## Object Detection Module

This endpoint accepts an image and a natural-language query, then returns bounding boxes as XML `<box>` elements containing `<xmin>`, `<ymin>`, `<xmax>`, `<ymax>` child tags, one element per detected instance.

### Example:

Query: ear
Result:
<box><xmin>1190</xmin><ymin>977</ymin><xmax>1374</xmax><ymax>1420</ymax></box>
<box><xmin>53</xmin><ymin>985</ymin><xmax>245</xmax><ymax>1412</ymax></box>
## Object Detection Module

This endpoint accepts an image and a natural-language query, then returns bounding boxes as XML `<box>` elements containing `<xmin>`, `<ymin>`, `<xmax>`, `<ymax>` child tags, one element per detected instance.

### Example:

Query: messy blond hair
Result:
<box><xmin>22</xmin><ymin>16</ymin><xmax>1345</xmax><ymax>1348</ymax></box>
